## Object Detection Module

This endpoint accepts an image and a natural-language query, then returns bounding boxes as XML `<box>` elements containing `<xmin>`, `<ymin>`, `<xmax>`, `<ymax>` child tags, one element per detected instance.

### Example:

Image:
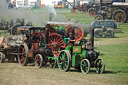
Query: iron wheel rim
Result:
<box><xmin>95</xmin><ymin>59</ymin><xmax>105</xmax><ymax>74</ymax></box>
<box><xmin>80</xmin><ymin>59</ymin><xmax>90</xmax><ymax>74</ymax></box>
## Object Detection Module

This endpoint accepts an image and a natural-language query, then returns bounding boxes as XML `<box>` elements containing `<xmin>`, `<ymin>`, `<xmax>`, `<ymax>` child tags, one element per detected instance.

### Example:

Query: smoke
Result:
<box><xmin>0</xmin><ymin>1</ymin><xmax>90</xmax><ymax>32</ymax></box>
<box><xmin>0</xmin><ymin>7</ymin><xmax>46</xmax><ymax>26</ymax></box>
<box><xmin>43</xmin><ymin>5</ymin><xmax>57</xmax><ymax>17</ymax></box>
<box><xmin>42</xmin><ymin>5</ymin><xmax>68</xmax><ymax>22</ymax></box>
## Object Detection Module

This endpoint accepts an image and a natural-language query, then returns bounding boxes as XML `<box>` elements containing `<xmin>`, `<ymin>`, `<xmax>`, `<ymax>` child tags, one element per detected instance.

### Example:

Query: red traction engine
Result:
<box><xmin>17</xmin><ymin>25</ymin><xmax>65</xmax><ymax>68</ymax></box>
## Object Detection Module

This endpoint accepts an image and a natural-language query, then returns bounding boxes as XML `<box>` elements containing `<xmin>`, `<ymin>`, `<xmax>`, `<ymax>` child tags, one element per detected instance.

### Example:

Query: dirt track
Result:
<box><xmin>0</xmin><ymin>63</ymin><xmax>127</xmax><ymax>85</ymax></box>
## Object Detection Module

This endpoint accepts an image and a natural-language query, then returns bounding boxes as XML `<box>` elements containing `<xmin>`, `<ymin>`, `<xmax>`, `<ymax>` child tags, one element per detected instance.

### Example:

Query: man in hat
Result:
<box><xmin>32</xmin><ymin>33</ymin><xmax>40</xmax><ymax>43</ymax></box>
<box><xmin>68</xmin><ymin>32</ymin><xmax>75</xmax><ymax>45</ymax></box>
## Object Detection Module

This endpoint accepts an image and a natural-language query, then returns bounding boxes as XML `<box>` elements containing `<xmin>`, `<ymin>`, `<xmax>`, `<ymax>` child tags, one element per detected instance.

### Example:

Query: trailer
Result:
<box><xmin>0</xmin><ymin>35</ymin><xmax>24</xmax><ymax>63</ymax></box>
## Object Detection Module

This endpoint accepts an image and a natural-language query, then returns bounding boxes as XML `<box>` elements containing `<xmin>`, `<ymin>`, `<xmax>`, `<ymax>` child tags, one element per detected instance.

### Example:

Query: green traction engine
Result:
<box><xmin>57</xmin><ymin>28</ymin><xmax>105</xmax><ymax>74</ymax></box>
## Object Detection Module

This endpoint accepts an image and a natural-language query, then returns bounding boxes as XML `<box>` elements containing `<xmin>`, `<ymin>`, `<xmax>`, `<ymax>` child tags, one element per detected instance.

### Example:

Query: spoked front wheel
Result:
<box><xmin>95</xmin><ymin>59</ymin><xmax>105</xmax><ymax>74</ymax></box>
<box><xmin>35</xmin><ymin>54</ymin><xmax>43</xmax><ymax>68</ymax></box>
<box><xmin>49</xmin><ymin>55</ymin><xmax>58</xmax><ymax>68</ymax></box>
<box><xmin>80</xmin><ymin>59</ymin><xmax>90</xmax><ymax>74</ymax></box>
<box><xmin>57</xmin><ymin>50</ymin><xmax>71</xmax><ymax>72</ymax></box>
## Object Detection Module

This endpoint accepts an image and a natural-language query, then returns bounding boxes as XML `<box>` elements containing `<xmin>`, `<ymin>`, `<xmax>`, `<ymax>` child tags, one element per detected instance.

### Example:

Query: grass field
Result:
<box><xmin>0</xmin><ymin>8</ymin><xmax>128</xmax><ymax>85</ymax></box>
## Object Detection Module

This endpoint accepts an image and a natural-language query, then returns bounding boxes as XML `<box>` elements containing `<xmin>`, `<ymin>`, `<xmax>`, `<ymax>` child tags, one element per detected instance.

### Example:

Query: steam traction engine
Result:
<box><xmin>94</xmin><ymin>0</ymin><xmax>128</xmax><ymax>23</ymax></box>
<box><xmin>17</xmin><ymin>26</ymin><xmax>65</xmax><ymax>68</ymax></box>
<box><xmin>57</xmin><ymin>28</ymin><xmax>105</xmax><ymax>74</ymax></box>
<box><xmin>0</xmin><ymin>18</ymin><xmax>32</xmax><ymax>34</ymax></box>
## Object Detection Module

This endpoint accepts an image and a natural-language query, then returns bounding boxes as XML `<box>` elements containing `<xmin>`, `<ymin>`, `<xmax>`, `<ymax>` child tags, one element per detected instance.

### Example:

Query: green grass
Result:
<box><xmin>60</xmin><ymin>12</ymin><xmax>94</xmax><ymax>24</ymax></box>
<box><xmin>0</xmin><ymin>30</ymin><xmax>10</xmax><ymax>36</ymax></box>
<box><xmin>97</xmin><ymin>43</ymin><xmax>128</xmax><ymax>72</ymax></box>
<box><xmin>94</xmin><ymin>23</ymin><xmax>128</xmax><ymax>77</ymax></box>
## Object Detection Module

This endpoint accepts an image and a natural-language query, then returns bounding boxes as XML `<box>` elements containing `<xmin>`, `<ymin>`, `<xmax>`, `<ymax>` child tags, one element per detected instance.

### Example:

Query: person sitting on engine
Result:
<box><xmin>68</xmin><ymin>32</ymin><xmax>75</xmax><ymax>45</ymax></box>
<box><xmin>32</xmin><ymin>33</ymin><xmax>40</xmax><ymax>43</ymax></box>
<box><xmin>24</xmin><ymin>34</ymin><xmax>29</xmax><ymax>43</ymax></box>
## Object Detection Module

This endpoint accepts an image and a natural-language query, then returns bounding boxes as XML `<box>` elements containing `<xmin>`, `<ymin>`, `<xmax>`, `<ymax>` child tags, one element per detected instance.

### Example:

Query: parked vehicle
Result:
<box><xmin>91</xmin><ymin>20</ymin><xmax>116</xmax><ymax>38</ymax></box>
<box><xmin>16</xmin><ymin>4</ymin><xmax>32</xmax><ymax>9</ymax></box>
<box><xmin>91</xmin><ymin>20</ymin><xmax>117</xmax><ymax>29</ymax></box>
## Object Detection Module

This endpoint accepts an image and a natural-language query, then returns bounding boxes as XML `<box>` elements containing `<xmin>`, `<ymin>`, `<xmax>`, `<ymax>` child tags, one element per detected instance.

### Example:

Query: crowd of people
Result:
<box><xmin>6</xmin><ymin>0</ymin><xmax>16</xmax><ymax>9</ymax></box>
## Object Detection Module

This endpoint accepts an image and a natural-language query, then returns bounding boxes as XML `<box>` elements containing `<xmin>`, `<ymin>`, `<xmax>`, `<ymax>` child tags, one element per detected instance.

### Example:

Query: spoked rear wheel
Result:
<box><xmin>66</xmin><ymin>26</ymin><xmax>84</xmax><ymax>41</ymax></box>
<box><xmin>10</xmin><ymin>23</ymin><xmax>21</xmax><ymax>35</ymax></box>
<box><xmin>80</xmin><ymin>59</ymin><xmax>90</xmax><ymax>74</ymax></box>
<box><xmin>49</xmin><ymin>33</ymin><xmax>65</xmax><ymax>56</ymax></box>
<box><xmin>58</xmin><ymin>50</ymin><xmax>71</xmax><ymax>72</ymax></box>
<box><xmin>95</xmin><ymin>59</ymin><xmax>105</xmax><ymax>74</ymax></box>
<box><xmin>18</xmin><ymin>44</ymin><xmax>29</xmax><ymax>66</ymax></box>
<box><xmin>113</xmin><ymin>10</ymin><xmax>127</xmax><ymax>23</ymax></box>
<box><xmin>35</xmin><ymin>54</ymin><xmax>43</xmax><ymax>68</ymax></box>
<box><xmin>95</xmin><ymin>15</ymin><xmax>103</xmax><ymax>20</ymax></box>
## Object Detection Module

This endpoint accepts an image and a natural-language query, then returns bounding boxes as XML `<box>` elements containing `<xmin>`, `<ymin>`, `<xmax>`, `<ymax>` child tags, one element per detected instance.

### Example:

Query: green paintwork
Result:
<box><xmin>72</xmin><ymin>55</ymin><xmax>75</xmax><ymax>66</ymax></box>
<box><xmin>73</xmin><ymin>46</ymin><xmax>81</xmax><ymax>54</ymax></box>
<box><xmin>58</xmin><ymin>51</ymin><xmax>68</xmax><ymax>71</ymax></box>
<box><xmin>64</xmin><ymin>38</ymin><xmax>69</xmax><ymax>46</ymax></box>
<box><xmin>60</xmin><ymin>40</ymin><xmax>87</xmax><ymax>71</ymax></box>
<box><xmin>47</xmin><ymin>56</ymin><xmax>57</xmax><ymax>60</ymax></box>
<box><xmin>72</xmin><ymin>53</ymin><xmax>81</xmax><ymax>67</ymax></box>
<box><xmin>65</xmin><ymin>45</ymin><xmax>84</xmax><ymax>67</ymax></box>
<box><xmin>82</xmin><ymin>50</ymin><xmax>86</xmax><ymax>59</ymax></box>
<box><xmin>65</xmin><ymin>45</ymin><xmax>72</xmax><ymax>54</ymax></box>
<box><xmin>52</xmin><ymin>26</ymin><xmax>66</xmax><ymax>31</ymax></box>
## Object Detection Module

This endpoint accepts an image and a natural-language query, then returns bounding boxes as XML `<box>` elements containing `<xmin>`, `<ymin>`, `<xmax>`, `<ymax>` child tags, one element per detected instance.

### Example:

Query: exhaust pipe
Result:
<box><xmin>90</xmin><ymin>28</ymin><xmax>94</xmax><ymax>50</ymax></box>
<box><xmin>100</xmin><ymin>0</ymin><xmax>103</xmax><ymax>10</ymax></box>
<box><xmin>45</xmin><ymin>24</ymin><xmax>50</xmax><ymax>45</ymax></box>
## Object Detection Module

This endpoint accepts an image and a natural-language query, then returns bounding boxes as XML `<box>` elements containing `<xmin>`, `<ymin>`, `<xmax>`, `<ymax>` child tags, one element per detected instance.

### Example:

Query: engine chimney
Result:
<box><xmin>90</xmin><ymin>28</ymin><xmax>94</xmax><ymax>50</ymax></box>
<box><xmin>45</xmin><ymin>24</ymin><xmax>50</xmax><ymax>45</ymax></box>
<box><xmin>100</xmin><ymin>0</ymin><xmax>103</xmax><ymax>10</ymax></box>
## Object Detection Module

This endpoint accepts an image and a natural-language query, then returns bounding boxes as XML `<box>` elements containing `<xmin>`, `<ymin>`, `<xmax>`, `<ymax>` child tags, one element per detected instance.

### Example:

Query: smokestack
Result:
<box><xmin>100</xmin><ymin>0</ymin><xmax>103</xmax><ymax>10</ymax></box>
<box><xmin>49</xmin><ymin>13</ymin><xmax>52</xmax><ymax>21</ymax></box>
<box><xmin>90</xmin><ymin>28</ymin><xmax>94</xmax><ymax>50</ymax></box>
<box><xmin>45</xmin><ymin>24</ymin><xmax>50</xmax><ymax>45</ymax></box>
